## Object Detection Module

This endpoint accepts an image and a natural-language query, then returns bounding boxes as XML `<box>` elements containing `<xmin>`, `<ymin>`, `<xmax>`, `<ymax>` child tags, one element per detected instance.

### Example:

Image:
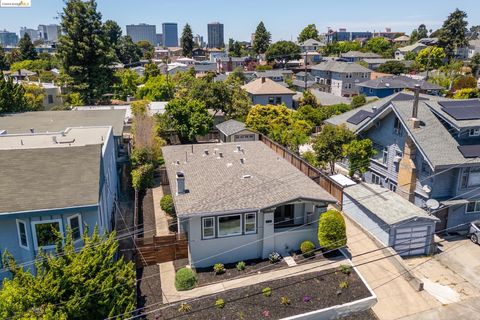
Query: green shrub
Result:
<box><xmin>236</xmin><ymin>261</ymin><xmax>246</xmax><ymax>271</ymax></box>
<box><xmin>213</xmin><ymin>263</ymin><xmax>226</xmax><ymax>275</ymax></box>
<box><xmin>175</xmin><ymin>267</ymin><xmax>197</xmax><ymax>291</ymax></box>
<box><xmin>131</xmin><ymin>163</ymin><xmax>155</xmax><ymax>191</ymax></box>
<box><xmin>350</xmin><ymin>95</ymin><xmax>366</xmax><ymax>108</ymax></box>
<box><xmin>215</xmin><ymin>298</ymin><xmax>225</xmax><ymax>309</ymax></box>
<box><xmin>160</xmin><ymin>194</ymin><xmax>175</xmax><ymax>216</ymax></box>
<box><xmin>318</xmin><ymin>210</ymin><xmax>347</xmax><ymax>251</ymax></box>
<box><xmin>300</xmin><ymin>240</ymin><xmax>316</xmax><ymax>258</ymax></box>
<box><xmin>339</xmin><ymin>264</ymin><xmax>351</xmax><ymax>275</ymax></box>
<box><xmin>280</xmin><ymin>296</ymin><xmax>291</xmax><ymax>306</ymax></box>
<box><xmin>262</xmin><ymin>287</ymin><xmax>272</xmax><ymax>297</ymax></box>
<box><xmin>339</xmin><ymin>280</ymin><xmax>349</xmax><ymax>289</ymax></box>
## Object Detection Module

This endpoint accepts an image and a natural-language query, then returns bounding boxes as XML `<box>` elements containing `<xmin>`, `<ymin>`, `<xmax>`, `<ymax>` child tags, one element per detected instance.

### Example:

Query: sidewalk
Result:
<box><xmin>152</xmin><ymin>184</ymin><xmax>170</xmax><ymax>236</ymax></box>
<box><xmin>344</xmin><ymin>217</ymin><xmax>440</xmax><ymax>320</ymax></box>
<box><xmin>159</xmin><ymin>257</ymin><xmax>348</xmax><ymax>303</ymax></box>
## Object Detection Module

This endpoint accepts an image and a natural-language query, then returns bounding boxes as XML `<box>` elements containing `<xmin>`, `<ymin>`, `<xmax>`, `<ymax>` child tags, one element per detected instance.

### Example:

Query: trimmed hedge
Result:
<box><xmin>300</xmin><ymin>240</ymin><xmax>315</xmax><ymax>258</ymax></box>
<box><xmin>318</xmin><ymin>210</ymin><xmax>347</xmax><ymax>251</ymax></box>
<box><xmin>175</xmin><ymin>267</ymin><xmax>197</xmax><ymax>291</ymax></box>
<box><xmin>160</xmin><ymin>194</ymin><xmax>175</xmax><ymax>217</ymax></box>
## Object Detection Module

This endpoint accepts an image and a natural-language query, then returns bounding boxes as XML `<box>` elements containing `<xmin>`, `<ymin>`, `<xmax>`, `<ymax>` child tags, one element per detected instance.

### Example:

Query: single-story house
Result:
<box><xmin>393</xmin><ymin>35</ymin><xmax>410</xmax><ymax>47</ymax></box>
<box><xmin>343</xmin><ymin>183</ymin><xmax>439</xmax><ymax>256</ymax></box>
<box><xmin>242</xmin><ymin>77</ymin><xmax>296</xmax><ymax>108</ymax></box>
<box><xmin>162</xmin><ymin>141</ymin><xmax>337</xmax><ymax>267</ymax></box>
<box><xmin>395</xmin><ymin>43</ymin><xmax>427</xmax><ymax>60</ymax></box>
<box><xmin>216</xmin><ymin>119</ymin><xmax>258</xmax><ymax>143</ymax></box>
<box><xmin>340</xmin><ymin>51</ymin><xmax>382</xmax><ymax>63</ymax></box>
<box><xmin>299</xmin><ymin>38</ymin><xmax>325</xmax><ymax>52</ymax></box>
<box><xmin>357</xmin><ymin>75</ymin><xmax>443</xmax><ymax>98</ymax></box>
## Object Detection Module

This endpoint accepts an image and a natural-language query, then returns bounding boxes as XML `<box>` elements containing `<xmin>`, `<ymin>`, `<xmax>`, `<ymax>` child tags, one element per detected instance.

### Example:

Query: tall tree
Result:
<box><xmin>0</xmin><ymin>45</ymin><xmax>8</xmax><ymax>70</ymax></box>
<box><xmin>265</xmin><ymin>41</ymin><xmax>301</xmax><ymax>63</ymax></box>
<box><xmin>0</xmin><ymin>76</ymin><xmax>29</xmax><ymax>113</ymax></box>
<box><xmin>438</xmin><ymin>8</ymin><xmax>469</xmax><ymax>59</ymax></box>
<box><xmin>116</xmin><ymin>35</ymin><xmax>142</xmax><ymax>64</ymax></box>
<box><xmin>113</xmin><ymin>69</ymin><xmax>140</xmax><ymax>100</ymax></box>
<box><xmin>0</xmin><ymin>229</ymin><xmax>135</xmax><ymax>319</ymax></box>
<box><xmin>58</xmin><ymin>0</ymin><xmax>114</xmax><ymax>104</ymax></box>
<box><xmin>253</xmin><ymin>21</ymin><xmax>271</xmax><ymax>55</ymax></box>
<box><xmin>298</xmin><ymin>24</ymin><xmax>319</xmax><ymax>42</ymax></box>
<box><xmin>137</xmin><ymin>40</ymin><xmax>154</xmax><ymax>60</ymax></box>
<box><xmin>417</xmin><ymin>24</ymin><xmax>429</xmax><ymax>39</ymax></box>
<box><xmin>416</xmin><ymin>46</ymin><xmax>446</xmax><ymax>70</ymax></box>
<box><xmin>18</xmin><ymin>33</ymin><xmax>37</xmax><ymax>61</ymax></box>
<box><xmin>180</xmin><ymin>23</ymin><xmax>194</xmax><ymax>57</ymax></box>
<box><xmin>365</xmin><ymin>37</ymin><xmax>392</xmax><ymax>55</ymax></box>
<box><xmin>103</xmin><ymin>19</ymin><xmax>122</xmax><ymax>46</ymax></box>
<box><xmin>342</xmin><ymin>139</ymin><xmax>376</xmax><ymax>177</ymax></box>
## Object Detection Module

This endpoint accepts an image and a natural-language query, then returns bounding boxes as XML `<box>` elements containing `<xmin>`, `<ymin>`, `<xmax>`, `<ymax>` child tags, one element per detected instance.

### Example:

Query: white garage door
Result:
<box><xmin>393</xmin><ymin>225</ymin><xmax>430</xmax><ymax>256</ymax></box>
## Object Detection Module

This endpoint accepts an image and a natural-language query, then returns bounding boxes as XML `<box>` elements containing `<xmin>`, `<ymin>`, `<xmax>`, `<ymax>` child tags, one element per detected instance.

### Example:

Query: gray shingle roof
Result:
<box><xmin>0</xmin><ymin>110</ymin><xmax>126</xmax><ymax>137</ymax></box>
<box><xmin>0</xmin><ymin>145</ymin><xmax>101</xmax><ymax>214</ymax></box>
<box><xmin>357</xmin><ymin>75</ymin><xmax>443</xmax><ymax>90</ymax></box>
<box><xmin>162</xmin><ymin>141</ymin><xmax>337</xmax><ymax>217</ymax></box>
<box><xmin>216</xmin><ymin>119</ymin><xmax>249</xmax><ymax>136</ymax></box>
<box><xmin>311</xmin><ymin>60</ymin><xmax>372</xmax><ymax>73</ymax></box>
<box><xmin>344</xmin><ymin>183</ymin><xmax>438</xmax><ymax>225</ymax></box>
<box><xmin>341</xmin><ymin>51</ymin><xmax>381</xmax><ymax>59</ymax></box>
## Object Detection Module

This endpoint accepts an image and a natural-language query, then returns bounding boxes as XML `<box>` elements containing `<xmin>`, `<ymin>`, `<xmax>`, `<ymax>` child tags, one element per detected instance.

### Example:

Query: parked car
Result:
<box><xmin>469</xmin><ymin>220</ymin><xmax>480</xmax><ymax>244</ymax></box>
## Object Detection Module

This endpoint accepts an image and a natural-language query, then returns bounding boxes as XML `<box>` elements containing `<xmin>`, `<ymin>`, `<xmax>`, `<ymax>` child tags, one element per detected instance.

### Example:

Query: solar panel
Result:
<box><xmin>346</xmin><ymin>110</ymin><xmax>373</xmax><ymax>125</ymax></box>
<box><xmin>439</xmin><ymin>100</ymin><xmax>480</xmax><ymax>121</ymax></box>
<box><xmin>458</xmin><ymin>145</ymin><xmax>480</xmax><ymax>158</ymax></box>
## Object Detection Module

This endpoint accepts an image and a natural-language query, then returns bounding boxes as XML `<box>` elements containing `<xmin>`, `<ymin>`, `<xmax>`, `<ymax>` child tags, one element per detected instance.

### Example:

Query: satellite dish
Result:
<box><xmin>426</xmin><ymin>199</ymin><xmax>440</xmax><ymax>211</ymax></box>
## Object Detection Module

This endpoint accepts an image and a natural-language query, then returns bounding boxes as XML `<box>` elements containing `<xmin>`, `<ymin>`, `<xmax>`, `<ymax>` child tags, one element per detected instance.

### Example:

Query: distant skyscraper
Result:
<box><xmin>162</xmin><ymin>23</ymin><xmax>178</xmax><ymax>47</ymax></box>
<box><xmin>155</xmin><ymin>33</ymin><xmax>163</xmax><ymax>46</ymax></box>
<box><xmin>20</xmin><ymin>27</ymin><xmax>39</xmax><ymax>41</ymax></box>
<box><xmin>0</xmin><ymin>30</ymin><xmax>19</xmax><ymax>46</ymax></box>
<box><xmin>126</xmin><ymin>23</ymin><xmax>157</xmax><ymax>44</ymax></box>
<box><xmin>38</xmin><ymin>24</ymin><xmax>60</xmax><ymax>43</ymax></box>
<box><xmin>193</xmin><ymin>34</ymin><xmax>204</xmax><ymax>48</ymax></box>
<box><xmin>207</xmin><ymin>22</ymin><xmax>224</xmax><ymax>48</ymax></box>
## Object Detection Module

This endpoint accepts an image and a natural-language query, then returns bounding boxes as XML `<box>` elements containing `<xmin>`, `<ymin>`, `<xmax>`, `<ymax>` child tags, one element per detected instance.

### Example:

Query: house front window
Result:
<box><xmin>466</xmin><ymin>201</ymin><xmax>480</xmax><ymax>213</ymax></box>
<box><xmin>274</xmin><ymin>204</ymin><xmax>295</xmax><ymax>228</ymax></box>
<box><xmin>32</xmin><ymin>220</ymin><xmax>62</xmax><ymax>250</ymax></box>
<box><xmin>217</xmin><ymin>214</ymin><xmax>242</xmax><ymax>237</ymax></box>
<box><xmin>67</xmin><ymin>214</ymin><xmax>83</xmax><ymax>241</ymax></box>
<box><xmin>244</xmin><ymin>213</ymin><xmax>257</xmax><ymax>234</ymax></box>
<box><xmin>16</xmin><ymin>219</ymin><xmax>29</xmax><ymax>250</ymax></box>
<box><xmin>202</xmin><ymin>217</ymin><xmax>215</xmax><ymax>239</ymax></box>
<box><xmin>461</xmin><ymin>167</ymin><xmax>480</xmax><ymax>189</ymax></box>
<box><xmin>371</xmin><ymin>173</ymin><xmax>382</xmax><ymax>185</ymax></box>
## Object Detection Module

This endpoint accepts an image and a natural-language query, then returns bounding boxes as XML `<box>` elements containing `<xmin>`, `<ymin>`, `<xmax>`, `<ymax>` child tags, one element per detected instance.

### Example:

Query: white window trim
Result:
<box><xmin>244</xmin><ymin>212</ymin><xmax>257</xmax><ymax>234</ymax></box>
<box><xmin>202</xmin><ymin>217</ymin><xmax>215</xmax><ymax>239</ymax></box>
<box><xmin>31</xmin><ymin>219</ymin><xmax>63</xmax><ymax>250</ymax></box>
<box><xmin>16</xmin><ymin>219</ymin><xmax>29</xmax><ymax>250</ymax></box>
<box><xmin>67</xmin><ymin>214</ymin><xmax>83</xmax><ymax>243</ymax></box>
<box><xmin>466</xmin><ymin>201</ymin><xmax>480</xmax><ymax>213</ymax></box>
<box><xmin>217</xmin><ymin>214</ymin><xmax>243</xmax><ymax>238</ymax></box>
<box><xmin>469</xmin><ymin>128</ymin><xmax>480</xmax><ymax>137</ymax></box>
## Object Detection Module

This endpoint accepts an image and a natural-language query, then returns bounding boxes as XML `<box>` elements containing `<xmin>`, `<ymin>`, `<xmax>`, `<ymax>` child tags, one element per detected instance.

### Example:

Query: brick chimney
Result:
<box><xmin>408</xmin><ymin>84</ymin><xmax>421</xmax><ymax>129</ymax></box>
<box><xmin>261</xmin><ymin>77</ymin><xmax>266</xmax><ymax>83</ymax></box>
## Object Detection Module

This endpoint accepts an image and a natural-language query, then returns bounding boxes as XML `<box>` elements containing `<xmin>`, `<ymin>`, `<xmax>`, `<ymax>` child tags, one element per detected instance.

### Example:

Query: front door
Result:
<box><xmin>274</xmin><ymin>204</ymin><xmax>294</xmax><ymax>228</ymax></box>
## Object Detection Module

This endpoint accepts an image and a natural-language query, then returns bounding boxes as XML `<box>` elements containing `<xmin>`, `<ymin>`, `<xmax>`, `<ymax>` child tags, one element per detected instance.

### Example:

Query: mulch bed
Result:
<box><xmin>157</xmin><ymin>267</ymin><xmax>372</xmax><ymax>320</ymax></box>
<box><xmin>292</xmin><ymin>249</ymin><xmax>342</xmax><ymax>265</ymax></box>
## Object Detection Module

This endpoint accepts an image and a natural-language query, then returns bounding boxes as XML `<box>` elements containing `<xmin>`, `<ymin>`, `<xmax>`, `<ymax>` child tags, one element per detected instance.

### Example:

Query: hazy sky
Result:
<box><xmin>0</xmin><ymin>0</ymin><xmax>479</xmax><ymax>41</ymax></box>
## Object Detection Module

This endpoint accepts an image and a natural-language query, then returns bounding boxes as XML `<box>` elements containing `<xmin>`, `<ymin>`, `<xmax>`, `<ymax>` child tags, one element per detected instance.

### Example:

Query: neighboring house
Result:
<box><xmin>301</xmin><ymin>51</ymin><xmax>322</xmax><ymax>65</ymax></box>
<box><xmin>216</xmin><ymin>57</ymin><xmax>249</xmax><ymax>73</ymax></box>
<box><xmin>326</xmin><ymin>91</ymin><xmax>480</xmax><ymax>231</ymax></box>
<box><xmin>242</xmin><ymin>77</ymin><xmax>296</xmax><ymax>108</ymax></box>
<box><xmin>216</xmin><ymin>119</ymin><xmax>258</xmax><ymax>142</ymax></box>
<box><xmin>310</xmin><ymin>61</ymin><xmax>372</xmax><ymax>97</ymax></box>
<box><xmin>340</xmin><ymin>51</ymin><xmax>381</xmax><ymax>63</ymax></box>
<box><xmin>0</xmin><ymin>126</ymin><xmax>119</xmax><ymax>280</ymax></box>
<box><xmin>193</xmin><ymin>62</ymin><xmax>217</xmax><ymax>75</ymax></box>
<box><xmin>175</xmin><ymin>57</ymin><xmax>196</xmax><ymax>66</ymax></box>
<box><xmin>73</xmin><ymin>102</ymin><xmax>167</xmax><ymax>124</ymax></box>
<box><xmin>192</xmin><ymin>48</ymin><xmax>207</xmax><ymax>61</ymax></box>
<box><xmin>468</xmin><ymin>40</ymin><xmax>480</xmax><ymax>59</ymax></box>
<box><xmin>357</xmin><ymin>75</ymin><xmax>443</xmax><ymax>98</ymax></box>
<box><xmin>417</xmin><ymin>38</ymin><xmax>438</xmax><ymax>46</ymax></box>
<box><xmin>162</xmin><ymin>141</ymin><xmax>337</xmax><ymax>267</ymax></box>
<box><xmin>299</xmin><ymin>38</ymin><xmax>324</xmax><ymax>52</ymax></box>
<box><xmin>395</xmin><ymin>43</ymin><xmax>427</xmax><ymax>60</ymax></box>
<box><xmin>254</xmin><ymin>70</ymin><xmax>293</xmax><ymax>82</ymax></box>
<box><xmin>343</xmin><ymin>183</ymin><xmax>438</xmax><ymax>256</ymax></box>
<box><xmin>292</xmin><ymin>71</ymin><xmax>317</xmax><ymax>92</ymax></box>
<box><xmin>6</xmin><ymin>69</ymin><xmax>36</xmax><ymax>81</ymax></box>
<box><xmin>393</xmin><ymin>35</ymin><xmax>411</xmax><ymax>47</ymax></box>
<box><xmin>362</xmin><ymin>58</ymin><xmax>399</xmax><ymax>71</ymax></box>
<box><xmin>130</xmin><ymin>66</ymin><xmax>145</xmax><ymax>77</ymax></box>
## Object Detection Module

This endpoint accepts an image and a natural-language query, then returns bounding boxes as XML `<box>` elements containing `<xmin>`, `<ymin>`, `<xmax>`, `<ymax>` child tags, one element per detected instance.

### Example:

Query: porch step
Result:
<box><xmin>283</xmin><ymin>255</ymin><xmax>297</xmax><ymax>267</ymax></box>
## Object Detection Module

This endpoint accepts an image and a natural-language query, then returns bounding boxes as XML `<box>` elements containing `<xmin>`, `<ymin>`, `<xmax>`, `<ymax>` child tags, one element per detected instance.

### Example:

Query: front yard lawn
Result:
<box><xmin>158</xmin><ymin>266</ymin><xmax>372</xmax><ymax>320</ymax></box>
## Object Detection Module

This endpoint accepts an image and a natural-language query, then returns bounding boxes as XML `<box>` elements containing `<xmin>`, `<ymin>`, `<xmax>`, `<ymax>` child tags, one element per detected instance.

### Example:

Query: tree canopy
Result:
<box><xmin>116</xmin><ymin>35</ymin><xmax>142</xmax><ymax>64</ymax></box>
<box><xmin>0</xmin><ymin>76</ymin><xmax>29</xmax><ymax>113</ymax></box>
<box><xmin>342</xmin><ymin>139</ymin><xmax>376</xmax><ymax>177</ymax></box>
<box><xmin>253</xmin><ymin>21</ymin><xmax>271</xmax><ymax>55</ymax></box>
<box><xmin>298</xmin><ymin>24</ymin><xmax>319</xmax><ymax>42</ymax></box>
<box><xmin>0</xmin><ymin>45</ymin><xmax>7</xmax><ymax>71</ymax></box>
<box><xmin>113</xmin><ymin>69</ymin><xmax>140</xmax><ymax>100</ymax></box>
<box><xmin>438</xmin><ymin>9</ymin><xmax>469</xmax><ymax>59</ymax></box>
<box><xmin>18</xmin><ymin>33</ymin><xmax>38</xmax><ymax>61</ymax></box>
<box><xmin>365</xmin><ymin>37</ymin><xmax>392</xmax><ymax>56</ymax></box>
<box><xmin>180</xmin><ymin>24</ymin><xmax>194</xmax><ymax>57</ymax></box>
<box><xmin>265</xmin><ymin>41</ymin><xmax>301</xmax><ymax>63</ymax></box>
<box><xmin>377</xmin><ymin>60</ymin><xmax>406</xmax><ymax>75</ymax></box>
<box><xmin>103</xmin><ymin>19</ymin><xmax>122</xmax><ymax>47</ymax></box>
<box><xmin>312</xmin><ymin>124</ymin><xmax>355</xmax><ymax>173</ymax></box>
<box><xmin>416</xmin><ymin>46</ymin><xmax>446</xmax><ymax>70</ymax></box>
<box><xmin>136</xmin><ymin>75</ymin><xmax>174</xmax><ymax>101</ymax></box>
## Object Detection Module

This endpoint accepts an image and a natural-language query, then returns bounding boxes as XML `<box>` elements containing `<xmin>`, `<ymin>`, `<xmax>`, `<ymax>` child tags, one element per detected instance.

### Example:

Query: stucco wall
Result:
<box><xmin>250</xmin><ymin>94</ymin><xmax>294</xmax><ymax>109</ymax></box>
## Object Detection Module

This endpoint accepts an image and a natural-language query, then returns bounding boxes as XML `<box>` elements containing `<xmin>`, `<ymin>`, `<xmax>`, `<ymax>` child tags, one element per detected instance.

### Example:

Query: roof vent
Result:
<box><xmin>372</xmin><ymin>106</ymin><xmax>377</xmax><ymax>113</ymax></box>
<box><xmin>175</xmin><ymin>160</ymin><xmax>180</xmax><ymax>165</ymax></box>
<box><xmin>203</xmin><ymin>149</ymin><xmax>209</xmax><ymax>156</ymax></box>
<box><xmin>240</xmin><ymin>158</ymin><xmax>245</xmax><ymax>164</ymax></box>
<box><xmin>176</xmin><ymin>171</ymin><xmax>186</xmax><ymax>195</ymax></box>
<box><xmin>242</xmin><ymin>174</ymin><xmax>252</xmax><ymax>179</ymax></box>
<box><xmin>30</xmin><ymin>128</ymin><xmax>34</xmax><ymax>133</ymax></box>
<box><xmin>213</xmin><ymin>148</ymin><xmax>219</xmax><ymax>155</ymax></box>
<box><xmin>218</xmin><ymin>152</ymin><xmax>223</xmax><ymax>158</ymax></box>
<box><xmin>236</xmin><ymin>145</ymin><xmax>241</xmax><ymax>152</ymax></box>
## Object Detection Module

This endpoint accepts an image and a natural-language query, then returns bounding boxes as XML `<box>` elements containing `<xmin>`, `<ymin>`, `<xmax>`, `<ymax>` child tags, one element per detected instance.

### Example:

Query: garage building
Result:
<box><xmin>343</xmin><ymin>183</ymin><xmax>439</xmax><ymax>256</ymax></box>
<box><xmin>216</xmin><ymin>119</ymin><xmax>258</xmax><ymax>143</ymax></box>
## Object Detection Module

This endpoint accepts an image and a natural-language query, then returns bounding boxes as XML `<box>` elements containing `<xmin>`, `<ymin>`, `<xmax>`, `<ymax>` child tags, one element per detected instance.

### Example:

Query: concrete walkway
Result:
<box><xmin>159</xmin><ymin>257</ymin><xmax>347</xmax><ymax>303</ymax></box>
<box><xmin>399</xmin><ymin>297</ymin><xmax>480</xmax><ymax>320</ymax></box>
<box><xmin>152</xmin><ymin>185</ymin><xmax>170</xmax><ymax>236</ymax></box>
<box><xmin>344</xmin><ymin>216</ymin><xmax>440</xmax><ymax>320</ymax></box>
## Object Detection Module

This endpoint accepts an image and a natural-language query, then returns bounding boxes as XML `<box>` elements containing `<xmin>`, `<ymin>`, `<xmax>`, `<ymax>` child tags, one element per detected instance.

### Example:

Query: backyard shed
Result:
<box><xmin>343</xmin><ymin>183</ymin><xmax>439</xmax><ymax>256</ymax></box>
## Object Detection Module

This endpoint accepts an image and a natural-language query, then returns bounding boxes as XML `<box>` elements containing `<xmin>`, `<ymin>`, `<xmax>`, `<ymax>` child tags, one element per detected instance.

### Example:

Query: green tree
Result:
<box><xmin>0</xmin><ymin>45</ymin><xmax>8</xmax><ymax>71</ymax></box>
<box><xmin>265</xmin><ymin>41</ymin><xmax>301</xmax><ymax>63</ymax></box>
<box><xmin>58</xmin><ymin>0</ymin><xmax>114</xmax><ymax>104</ymax></box>
<box><xmin>318</xmin><ymin>210</ymin><xmax>347</xmax><ymax>251</ymax></box>
<box><xmin>350</xmin><ymin>95</ymin><xmax>367</xmax><ymax>108</ymax></box>
<box><xmin>453</xmin><ymin>88</ymin><xmax>479</xmax><ymax>99</ymax></box>
<box><xmin>180</xmin><ymin>24</ymin><xmax>194</xmax><ymax>57</ymax></box>
<box><xmin>0</xmin><ymin>76</ymin><xmax>29</xmax><ymax>113</ymax></box>
<box><xmin>165</xmin><ymin>98</ymin><xmax>213</xmax><ymax>143</ymax></box>
<box><xmin>342</xmin><ymin>139</ymin><xmax>376</xmax><ymax>177</ymax></box>
<box><xmin>365</xmin><ymin>37</ymin><xmax>392</xmax><ymax>55</ymax></box>
<box><xmin>438</xmin><ymin>9</ymin><xmax>469</xmax><ymax>59</ymax></box>
<box><xmin>143</xmin><ymin>63</ymin><xmax>160</xmax><ymax>81</ymax></box>
<box><xmin>336</xmin><ymin>41</ymin><xmax>361</xmax><ymax>54</ymax></box>
<box><xmin>137</xmin><ymin>40</ymin><xmax>154</xmax><ymax>60</ymax></box>
<box><xmin>103</xmin><ymin>19</ymin><xmax>122</xmax><ymax>47</ymax></box>
<box><xmin>404</xmin><ymin>51</ymin><xmax>418</xmax><ymax>61</ymax></box>
<box><xmin>270</xmin><ymin>118</ymin><xmax>312</xmax><ymax>152</ymax></box>
<box><xmin>417</xmin><ymin>24</ymin><xmax>429</xmax><ymax>39</ymax></box>
<box><xmin>299</xmin><ymin>90</ymin><xmax>319</xmax><ymax>108</ymax></box>
<box><xmin>377</xmin><ymin>60</ymin><xmax>406</xmax><ymax>75</ymax></box>
<box><xmin>416</xmin><ymin>46</ymin><xmax>446</xmax><ymax>70</ymax></box>
<box><xmin>410</xmin><ymin>29</ymin><xmax>419</xmax><ymax>44</ymax></box>
<box><xmin>113</xmin><ymin>69</ymin><xmax>140</xmax><ymax>100</ymax></box>
<box><xmin>137</xmin><ymin>75</ymin><xmax>174</xmax><ymax>101</ymax></box>
<box><xmin>470</xmin><ymin>53</ymin><xmax>480</xmax><ymax>78</ymax></box>
<box><xmin>453</xmin><ymin>75</ymin><xmax>478</xmax><ymax>91</ymax></box>
<box><xmin>116</xmin><ymin>35</ymin><xmax>142</xmax><ymax>64</ymax></box>
<box><xmin>18</xmin><ymin>33</ymin><xmax>37</xmax><ymax>61</ymax></box>
<box><xmin>312</xmin><ymin>124</ymin><xmax>355</xmax><ymax>173</ymax></box>
<box><xmin>253</xmin><ymin>21</ymin><xmax>271</xmax><ymax>55</ymax></box>
<box><xmin>0</xmin><ymin>229</ymin><xmax>136</xmax><ymax>319</ymax></box>
<box><xmin>245</xmin><ymin>104</ymin><xmax>293</xmax><ymax>135</ymax></box>
<box><xmin>226</xmin><ymin>67</ymin><xmax>246</xmax><ymax>84</ymax></box>
<box><xmin>229</xmin><ymin>40</ymin><xmax>242</xmax><ymax>57</ymax></box>
<box><xmin>23</xmin><ymin>84</ymin><xmax>45</xmax><ymax>111</ymax></box>
<box><xmin>298</xmin><ymin>24</ymin><xmax>319</xmax><ymax>42</ymax></box>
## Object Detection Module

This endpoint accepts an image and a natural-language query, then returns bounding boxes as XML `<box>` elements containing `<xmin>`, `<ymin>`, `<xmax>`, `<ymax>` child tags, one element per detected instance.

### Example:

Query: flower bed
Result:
<box><xmin>158</xmin><ymin>266</ymin><xmax>374</xmax><ymax>320</ymax></box>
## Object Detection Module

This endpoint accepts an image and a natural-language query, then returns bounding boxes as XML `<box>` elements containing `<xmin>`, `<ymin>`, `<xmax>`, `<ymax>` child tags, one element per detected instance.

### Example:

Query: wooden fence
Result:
<box><xmin>135</xmin><ymin>233</ymin><xmax>188</xmax><ymax>266</ymax></box>
<box><xmin>259</xmin><ymin>135</ymin><xmax>344</xmax><ymax>206</ymax></box>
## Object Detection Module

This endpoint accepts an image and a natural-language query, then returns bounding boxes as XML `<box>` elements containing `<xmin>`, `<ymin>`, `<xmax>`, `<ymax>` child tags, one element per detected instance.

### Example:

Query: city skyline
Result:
<box><xmin>0</xmin><ymin>0</ymin><xmax>479</xmax><ymax>42</ymax></box>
